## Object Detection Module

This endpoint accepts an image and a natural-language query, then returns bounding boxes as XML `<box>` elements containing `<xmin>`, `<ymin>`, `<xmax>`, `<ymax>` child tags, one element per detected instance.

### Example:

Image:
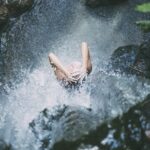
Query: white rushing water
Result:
<box><xmin>0</xmin><ymin>0</ymin><xmax>150</xmax><ymax>149</ymax></box>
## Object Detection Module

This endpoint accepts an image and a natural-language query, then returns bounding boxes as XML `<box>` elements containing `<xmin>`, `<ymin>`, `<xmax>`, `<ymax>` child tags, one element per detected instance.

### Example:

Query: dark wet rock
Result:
<box><xmin>100</xmin><ymin>94</ymin><xmax>150</xmax><ymax>150</ymax></box>
<box><xmin>110</xmin><ymin>45</ymin><xmax>138</xmax><ymax>73</ymax></box>
<box><xmin>49</xmin><ymin>95</ymin><xmax>150</xmax><ymax>150</ymax></box>
<box><xmin>0</xmin><ymin>0</ymin><xmax>34</xmax><ymax>31</ymax></box>
<box><xmin>0</xmin><ymin>139</ymin><xmax>12</xmax><ymax>150</ymax></box>
<box><xmin>0</xmin><ymin>6</ymin><xmax>9</xmax><ymax>31</ymax></box>
<box><xmin>4</xmin><ymin>0</ymin><xmax>34</xmax><ymax>17</ymax></box>
<box><xmin>30</xmin><ymin>105</ymin><xmax>100</xmax><ymax>150</ymax></box>
<box><xmin>134</xmin><ymin>39</ymin><xmax>150</xmax><ymax>78</ymax></box>
<box><xmin>110</xmin><ymin>40</ymin><xmax>150</xmax><ymax>79</ymax></box>
<box><xmin>1</xmin><ymin>0</ymin><xmax>34</xmax><ymax>17</ymax></box>
<box><xmin>84</xmin><ymin>0</ymin><xmax>127</xmax><ymax>7</ymax></box>
<box><xmin>30</xmin><ymin>95</ymin><xmax>150</xmax><ymax>150</ymax></box>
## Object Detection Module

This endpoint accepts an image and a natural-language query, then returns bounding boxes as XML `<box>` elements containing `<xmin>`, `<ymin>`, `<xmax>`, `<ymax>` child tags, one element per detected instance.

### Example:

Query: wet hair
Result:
<box><xmin>59</xmin><ymin>75</ymin><xmax>87</xmax><ymax>91</ymax></box>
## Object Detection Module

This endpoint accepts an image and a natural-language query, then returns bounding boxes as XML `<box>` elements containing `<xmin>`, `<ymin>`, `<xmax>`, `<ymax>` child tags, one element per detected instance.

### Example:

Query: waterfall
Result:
<box><xmin>0</xmin><ymin>0</ymin><xmax>149</xmax><ymax>149</ymax></box>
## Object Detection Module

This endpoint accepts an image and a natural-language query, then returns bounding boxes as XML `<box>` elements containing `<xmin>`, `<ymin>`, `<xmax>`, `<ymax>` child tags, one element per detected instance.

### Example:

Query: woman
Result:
<box><xmin>48</xmin><ymin>42</ymin><xmax>92</xmax><ymax>87</ymax></box>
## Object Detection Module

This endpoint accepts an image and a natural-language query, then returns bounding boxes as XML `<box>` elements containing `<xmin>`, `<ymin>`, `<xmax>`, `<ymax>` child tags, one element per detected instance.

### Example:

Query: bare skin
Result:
<box><xmin>48</xmin><ymin>42</ymin><xmax>92</xmax><ymax>84</ymax></box>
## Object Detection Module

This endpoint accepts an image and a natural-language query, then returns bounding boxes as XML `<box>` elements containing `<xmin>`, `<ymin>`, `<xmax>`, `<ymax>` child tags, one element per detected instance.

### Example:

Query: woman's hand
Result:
<box><xmin>65</xmin><ymin>71</ymin><xmax>78</xmax><ymax>83</ymax></box>
<box><xmin>78</xmin><ymin>67</ymin><xmax>87</xmax><ymax>82</ymax></box>
<box><xmin>64</xmin><ymin>66</ymin><xmax>87</xmax><ymax>84</ymax></box>
<box><xmin>70</xmin><ymin>67</ymin><xmax>87</xmax><ymax>83</ymax></box>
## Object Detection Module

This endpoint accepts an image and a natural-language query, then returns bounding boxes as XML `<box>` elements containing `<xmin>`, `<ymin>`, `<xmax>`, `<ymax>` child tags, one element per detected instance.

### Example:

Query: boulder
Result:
<box><xmin>110</xmin><ymin>45</ymin><xmax>138</xmax><ymax>73</ymax></box>
<box><xmin>110</xmin><ymin>40</ymin><xmax>150</xmax><ymax>79</ymax></box>
<box><xmin>29</xmin><ymin>105</ymin><xmax>100</xmax><ymax>150</ymax></box>
<box><xmin>30</xmin><ymin>95</ymin><xmax>150</xmax><ymax>150</ymax></box>
<box><xmin>84</xmin><ymin>0</ymin><xmax>127</xmax><ymax>7</ymax></box>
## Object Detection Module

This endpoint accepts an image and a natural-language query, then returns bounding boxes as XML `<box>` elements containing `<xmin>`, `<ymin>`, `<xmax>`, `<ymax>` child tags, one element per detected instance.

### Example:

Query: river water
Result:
<box><xmin>0</xmin><ymin>0</ymin><xmax>150</xmax><ymax>149</ymax></box>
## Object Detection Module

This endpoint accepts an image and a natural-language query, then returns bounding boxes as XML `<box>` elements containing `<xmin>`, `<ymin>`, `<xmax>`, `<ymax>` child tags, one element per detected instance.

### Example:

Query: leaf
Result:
<box><xmin>136</xmin><ymin>20</ymin><xmax>150</xmax><ymax>32</ymax></box>
<box><xmin>135</xmin><ymin>3</ymin><xmax>150</xmax><ymax>13</ymax></box>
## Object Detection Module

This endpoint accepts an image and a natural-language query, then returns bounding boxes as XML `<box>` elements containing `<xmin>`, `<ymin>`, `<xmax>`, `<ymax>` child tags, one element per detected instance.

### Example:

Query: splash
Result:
<box><xmin>0</xmin><ymin>0</ymin><xmax>149</xmax><ymax>149</ymax></box>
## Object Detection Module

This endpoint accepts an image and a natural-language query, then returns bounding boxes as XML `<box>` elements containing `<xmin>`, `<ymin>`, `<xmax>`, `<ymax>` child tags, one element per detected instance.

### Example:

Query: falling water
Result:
<box><xmin>0</xmin><ymin>0</ymin><xmax>150</xmax><ymax>149</ymax></box>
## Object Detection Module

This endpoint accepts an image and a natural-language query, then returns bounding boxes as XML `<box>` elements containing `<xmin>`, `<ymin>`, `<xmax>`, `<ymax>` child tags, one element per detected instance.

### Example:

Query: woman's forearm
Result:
<box><xmin>81</xmin><ymin>42</ymin><xmax>89</xmax><ymax>71</ymax></box>
<box><xmin>49</xmin><ymin>53</ymin><xmax>69</xmax><ymax>76</ymax></box>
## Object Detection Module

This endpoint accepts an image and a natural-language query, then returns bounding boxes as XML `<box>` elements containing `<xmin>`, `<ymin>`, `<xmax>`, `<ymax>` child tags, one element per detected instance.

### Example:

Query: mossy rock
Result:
<box><xmin>135</xmin><ymin>3</ymin><xmax>150</xmax><ymax>13</ymax></box>
<box><xmin>136</xmin><ymin>20</ymin><xmax>150</xmax><ymax>33</ymax></box>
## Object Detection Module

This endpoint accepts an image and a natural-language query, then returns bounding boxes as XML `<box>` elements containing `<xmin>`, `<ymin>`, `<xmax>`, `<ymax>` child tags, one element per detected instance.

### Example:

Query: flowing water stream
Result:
<box><xmin>0</xmin><ymin>0</ymin><xmax>150</xmax><ymax>149</ymax></box>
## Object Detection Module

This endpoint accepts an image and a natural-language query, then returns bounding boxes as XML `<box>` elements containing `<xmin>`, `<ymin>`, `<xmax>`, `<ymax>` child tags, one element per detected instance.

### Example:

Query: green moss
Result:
<box><xmin>136</xmin><ymin>20</ymin><xmax>150</xmax><ymax>32</ymax></box>
<box><xmin>135</xmin><ymin>3</ymin><xmax>150</xmax><ymax>13</ymax></box>
<box><xmin>135</xmin><ymin>3</ymin><xmax>150</xmax><ymax>32</ymax></box>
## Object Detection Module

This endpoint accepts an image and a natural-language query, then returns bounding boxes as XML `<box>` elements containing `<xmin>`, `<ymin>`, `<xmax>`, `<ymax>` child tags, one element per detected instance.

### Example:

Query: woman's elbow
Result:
<box><xmin>87</xmin><ymin>63</ymin><xmax>92</xmax><ymax>74</ymax></box>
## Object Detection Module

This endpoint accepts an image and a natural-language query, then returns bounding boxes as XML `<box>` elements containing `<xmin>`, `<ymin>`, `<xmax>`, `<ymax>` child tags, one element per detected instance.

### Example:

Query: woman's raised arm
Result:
<box><xmin>81</xmin><ymin>42</ymin><xmax>92</xmax><ymax>74</ymax></box>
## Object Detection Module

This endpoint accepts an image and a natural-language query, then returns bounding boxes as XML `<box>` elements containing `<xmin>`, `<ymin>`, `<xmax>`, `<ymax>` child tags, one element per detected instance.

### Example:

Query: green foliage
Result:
<box><xmin>135</xmin><ymin>3</ymin><xmax>150</xmax><ymax>32</ymax></box>
<box><xmin>135</xmin><ymin>3</ymin><xmax>150</xmax><ymax>13</ymax></box>
<box><xmin>136</xmin><ymin>20</ymin><xmax>150</xmax><ymax>32</ymax></box>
